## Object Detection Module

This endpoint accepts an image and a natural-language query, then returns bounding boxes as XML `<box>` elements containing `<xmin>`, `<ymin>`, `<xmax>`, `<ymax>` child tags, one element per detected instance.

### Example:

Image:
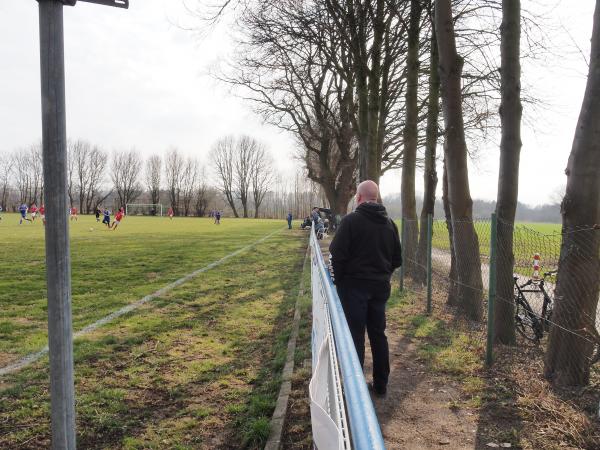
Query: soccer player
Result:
<box><xmin>95</xmin><ymin>207</ymin><xmax>101</xmax><ymax>222</ymax></box>
<box><xmin>167</xmin><ymin>207</ymin><xmax>174</xmax><ymax>220</ymax></box>
<box><xmin>39</xmin><ymin>204</ymin><xmax>46</xmax><ymax>225</ymax></box>
<box><xmin>30</xmin><ymin>203</ymin><xmax>38</xmax><ymax>221</ymax></box>
<box><xmin>0</xmin><ymin>205</ymin><xmax>3</xmax><ymax>221</ymax></box>
<box><xmin>102</xmin><ymin>208</ymin><xmax>111</xmax><ymax>228</ymax></box>
<box><xmin>215</xmin><ymin>210</ymin><xmax>221</xmax><ymax>225</ymax></box>
<box><xmin>19</xmin><ymin>203</ymin><xmax>31</xmax><ymax>224</ymax></box>
<box><xmin>110</xmin><ymin>207</ymin><xmax>125</xmax><ymax>230</ymax></box>
<box><xmin>70</xmin><ymin>206</ymin><xmax>78</xmax><ymax>221</ymax></box>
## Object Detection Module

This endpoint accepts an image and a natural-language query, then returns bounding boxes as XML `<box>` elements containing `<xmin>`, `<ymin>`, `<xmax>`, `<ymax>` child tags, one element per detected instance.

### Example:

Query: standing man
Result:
<box><xmin>329</xmin><ymin>180</ymin><xmax>402</xmax><ymax>397</ymax></box>
<box><xmin>311</xmin><ymin>207</ymin><xmax>320</xmax><ymax>227</ymax></box>
<box><xmin>287</xmin><ymin>211</ymin><xmax>293</xmax><ymax>229</ymax></box>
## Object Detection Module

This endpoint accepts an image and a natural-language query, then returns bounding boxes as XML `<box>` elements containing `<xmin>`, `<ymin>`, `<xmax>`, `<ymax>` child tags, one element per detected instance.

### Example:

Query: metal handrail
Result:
<box><xmin>310</xmin><ymin>226</ymin><xmax>386</xmax><ymax>450</ymax></box>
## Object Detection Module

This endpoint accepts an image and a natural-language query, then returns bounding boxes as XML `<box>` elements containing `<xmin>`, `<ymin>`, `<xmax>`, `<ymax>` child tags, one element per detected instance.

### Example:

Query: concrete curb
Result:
<box><xmin>264</xmin><ymin>245</ymin><xmax>309</xmax><ymax>450</ymax></box>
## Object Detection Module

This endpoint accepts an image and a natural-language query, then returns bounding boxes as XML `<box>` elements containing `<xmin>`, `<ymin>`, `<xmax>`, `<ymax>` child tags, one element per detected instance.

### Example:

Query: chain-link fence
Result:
<box><xmin>400</xmin><ymin>215</ymin><xmax>600</xmax><ymax>385</ymax></box>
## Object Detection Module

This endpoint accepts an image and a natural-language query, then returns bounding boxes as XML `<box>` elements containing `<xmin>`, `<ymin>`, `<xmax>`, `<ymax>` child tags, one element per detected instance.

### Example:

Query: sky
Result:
<box><xmin>0</xmin><ymin>0</ymin><xmax>595</xmax><ymax>206</ymax></box>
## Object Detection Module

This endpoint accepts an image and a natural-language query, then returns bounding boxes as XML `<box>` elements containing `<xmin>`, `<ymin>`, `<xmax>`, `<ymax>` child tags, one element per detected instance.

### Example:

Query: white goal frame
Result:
<box><xmin>125</xmin><ymin>204</ymin><xmax>163</xmax><ymax>216</ymax></box>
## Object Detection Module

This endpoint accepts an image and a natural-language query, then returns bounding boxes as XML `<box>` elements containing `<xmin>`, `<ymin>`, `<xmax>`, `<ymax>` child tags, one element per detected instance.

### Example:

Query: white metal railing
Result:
<box><xmin>309</xmin><ymin>225</ymin><xmax>386</xmax><ymax>449</ymax></box>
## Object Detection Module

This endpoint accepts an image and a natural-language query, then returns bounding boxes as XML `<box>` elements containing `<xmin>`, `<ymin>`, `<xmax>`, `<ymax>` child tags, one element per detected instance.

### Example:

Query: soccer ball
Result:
<box><xmin>89</xmin><ymin>227</ymin><xmax>94</xmax><ymax>232</ymax></box>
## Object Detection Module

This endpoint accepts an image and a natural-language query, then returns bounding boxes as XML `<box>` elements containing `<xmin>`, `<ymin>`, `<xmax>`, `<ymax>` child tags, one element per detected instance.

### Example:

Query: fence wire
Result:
<box><xmin>400</xmin><ymin>216</ymin><xmax>600</xmax><ymax>398</ymax></box>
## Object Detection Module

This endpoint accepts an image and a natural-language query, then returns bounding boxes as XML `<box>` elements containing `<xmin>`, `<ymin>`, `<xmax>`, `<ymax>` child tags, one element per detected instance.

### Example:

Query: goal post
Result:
<box><xmin>125</xmin><ymin>204</ymin><xmax>163</xmax><ymax>216</ymax></box>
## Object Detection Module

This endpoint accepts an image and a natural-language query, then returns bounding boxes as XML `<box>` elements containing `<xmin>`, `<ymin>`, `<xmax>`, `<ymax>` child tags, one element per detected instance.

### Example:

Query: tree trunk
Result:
<box><xmin>494</xmin><ymin>0</ymin><xmax>522</xmax><ymax>345</ymax></box>
<box><xmin>544</xmin><ymin>1</ymin><xmax>600</xmax><ymax>387</ymax></box>
<box><xmin>401</xmin><ymin>0</ymin><xmax>422</xmax><ymax>280</ymax></box>
<box><xmin>435</xmin><ymin>0</ymin><xmax>483</xmax><ymax>320</ymax></box>
<box><xmin>443</xmin><ymin>157</ymin><xmax>459</xmax><ymax>306</ymax></box>
<box><xmin>416</xmin><ymin>24</ymin><xmax>440</xmax><ymax>285</ymax></box>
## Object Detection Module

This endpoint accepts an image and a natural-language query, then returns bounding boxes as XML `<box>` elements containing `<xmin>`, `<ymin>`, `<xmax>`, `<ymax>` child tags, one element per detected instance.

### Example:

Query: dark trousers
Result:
<box><xmin>287</xmin><ymin>219</ymin><xmax>292</xmax><ymax>229</ymax></box>
<box><xmin>336</xmin><ymin>279</ymin><xmax>391</xmax><ymax>389</ymax></box>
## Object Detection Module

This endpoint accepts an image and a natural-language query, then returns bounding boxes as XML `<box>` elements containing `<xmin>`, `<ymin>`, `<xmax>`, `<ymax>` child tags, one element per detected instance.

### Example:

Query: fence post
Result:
<box><xmin>399</xmin><ymin>219</ymin><xmax>405</xmax><ymax>292</ymax></box>
<box><xmin>486</xmin><ymin>213</ymin><xmax>498</xmax><ymax>367</ymax></box>
<box><xmin>426</xmin><ymin>213</ymin><xmax>433</xmax><ymax>315</ymax></box>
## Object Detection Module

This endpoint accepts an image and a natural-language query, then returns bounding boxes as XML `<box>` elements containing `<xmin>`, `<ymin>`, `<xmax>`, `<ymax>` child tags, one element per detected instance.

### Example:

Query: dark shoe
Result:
<box><xmin>367</xmin><ymin>382</ymin><xmax>387</xmax><ymax>397</ymax></box>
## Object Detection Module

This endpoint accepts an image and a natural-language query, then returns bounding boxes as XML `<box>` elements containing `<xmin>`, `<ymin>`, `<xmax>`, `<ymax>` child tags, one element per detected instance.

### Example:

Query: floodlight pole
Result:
<box><xmin>37</xmin><ymin>1</ymin><xmax>128</xmax><ymax>448</ymax></box>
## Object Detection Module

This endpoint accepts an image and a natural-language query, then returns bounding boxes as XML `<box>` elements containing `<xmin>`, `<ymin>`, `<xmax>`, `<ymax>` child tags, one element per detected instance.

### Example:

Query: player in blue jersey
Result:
<box><xmin>102</xmin><ymin>208</ymin><xmax>111</xmax><ymax>227</ymax></box>
<box><xmin>19</xmin><ymin>203</ymin><xmax>31</xmax><ymax>224</ymax></box>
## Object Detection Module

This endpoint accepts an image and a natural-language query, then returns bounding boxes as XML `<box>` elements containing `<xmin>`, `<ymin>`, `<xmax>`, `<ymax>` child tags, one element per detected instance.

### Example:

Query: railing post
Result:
<box><xmin>486</xmin><ymin>213</ymin><xmax>498</xmax><ymax>367</ymax></box>
<box><xmin>426</xmin><ymin>213</ymin><xmax>433</xmax><ymax>315</ymax></box>
<box><xmin>399</xmin><ymin>219</ymin><xmax>405</xmax><ymax>292</ymax></box>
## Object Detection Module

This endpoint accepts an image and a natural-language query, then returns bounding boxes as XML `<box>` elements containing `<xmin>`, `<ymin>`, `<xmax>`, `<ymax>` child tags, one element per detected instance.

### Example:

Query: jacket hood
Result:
<box><xmin>356</xmin><ymin>202</ymin><xmax>389</xmax><ymax>224</ymax></box>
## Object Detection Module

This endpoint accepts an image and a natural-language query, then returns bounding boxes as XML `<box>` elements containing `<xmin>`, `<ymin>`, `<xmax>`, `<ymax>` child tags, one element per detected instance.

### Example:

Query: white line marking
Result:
<box><xmin>0</xmin><ymin>229</ymin><xmax>281</xmax><ymax>377</ymax></box>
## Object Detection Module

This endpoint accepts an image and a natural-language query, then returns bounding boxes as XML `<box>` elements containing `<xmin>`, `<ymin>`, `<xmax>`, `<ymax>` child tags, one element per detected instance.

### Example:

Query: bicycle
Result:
<box><xmin>513</xmin><ymin>270</ymin><xmax>556</xmax><ymax>342</ymax></box>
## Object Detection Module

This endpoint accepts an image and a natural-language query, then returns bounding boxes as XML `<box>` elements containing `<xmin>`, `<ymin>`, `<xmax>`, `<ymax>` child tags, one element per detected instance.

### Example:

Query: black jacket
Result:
<box><xmin>329</xmin><ymin>202</ymin><xmax>402</xmax><ymax>284</ymax></box>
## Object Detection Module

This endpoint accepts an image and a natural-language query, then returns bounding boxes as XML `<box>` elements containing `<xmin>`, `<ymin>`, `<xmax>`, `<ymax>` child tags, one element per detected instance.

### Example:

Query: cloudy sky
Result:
<box><xmin>0</xmin><ymin>0</ymin><xmax>595</xmax><ymax>206</ymax></box>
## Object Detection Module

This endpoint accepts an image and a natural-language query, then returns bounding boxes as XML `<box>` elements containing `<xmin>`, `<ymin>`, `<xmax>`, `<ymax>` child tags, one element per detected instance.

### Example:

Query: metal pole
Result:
<box><xmin>426</xmin><ymin>213</ymin><xmax>433</xmax><ymax>315</ymax></box>
<box><xmin>38</xmin><ymin>1</ymin><xmax>76</xmax><ymax>448</ymax></box>
<box><xmin>399</xmin><ymin>219</ymin><xmax>405</xmax><ymax>292</ymax></box>
<box><xmin>486</xmin><ymin>213</ymin><xmax>498</xmax><ymax>367</ymax></box>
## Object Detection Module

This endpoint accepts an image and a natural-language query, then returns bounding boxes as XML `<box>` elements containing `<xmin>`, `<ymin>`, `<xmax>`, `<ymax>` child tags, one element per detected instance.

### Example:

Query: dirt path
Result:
<box><xmin>317</xmin><ymin>236</ymin><xmax>478</xmax><ymax>448</ymax></box>
<box><xmin>363</xmin><ymin>331</ymin><xmax>479</xmax><ymax>449</ymax></box>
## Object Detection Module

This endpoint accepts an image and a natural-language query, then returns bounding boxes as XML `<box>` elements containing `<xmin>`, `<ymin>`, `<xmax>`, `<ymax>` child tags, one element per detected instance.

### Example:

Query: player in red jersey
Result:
<box><xmin>167</xmin><ymin>207</ymin><xmax>174</xmax><ymax>220</ymax></box>
<box><xmin>70</xmin><ymin>206</ymin><xmax>78</xmax><ymax>221</ymax></box>
<box><xmin>30</xmin><ymin>203</ymin><xmax>38</xmax><ymax>221</ymax></box>
<box><xmin>39</xmin><ymin>204</ymin><xmax>46</xmax><ymax>225</ymax></box>
<box><xmin>110</xmin><ymin>207</ymin><xmax>125</xmax><ymax>230</ymax></box>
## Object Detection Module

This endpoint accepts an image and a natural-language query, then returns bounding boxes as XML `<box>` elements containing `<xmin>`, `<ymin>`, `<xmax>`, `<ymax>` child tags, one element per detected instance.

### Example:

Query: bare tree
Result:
<box><xmin>436</xmin><ymin>0</ymin><xmax>483</xmax><ymax>320</ymax></box>
<box><xmin>416</xmin><ymin>8</ymin><xmax>441</xmax><ymax>284</ymax></box>
<box><xmin>86</xmin><ymin>146</ymin><xmax>110</xmax><ymax>212</ymax></box>
<box><xmin>164</xmin><ymin>148</ymin><xmax>185</xmax><ymax>215</ymax></box>
<box><xmin>249</xmin><ymin>142</ymin><xmax>274</xmax><ymax>218</ymax></box>
<box><xmin>235</xmin><ymin>135</ymin><xmax>254</xmax><ymax>218</ymax></box>
<box><xmin>0</xmin><ymin>154</ymin><xmax>11</xmax><ymax>209</ymax></box>
<box><xmin>544</xmin><ymin>1</ymin><xmax>600</xmax><ymax>387</ymax></box>
<box><xmin>221</xmin><ymin>1</ymin><xmax>359</xmax><ymax>215</ymax></box>
<box><xmin>67</xmin><ymin>141</ymin><xmax>76</xmax><ymax>208</ymax></box>
<box><xmin>211</xmin><ymin>136</ymin><xmax>239</xmax><ymax>217</ymax></box>
<box><xmin>145</xmin><ymin>154</ymin><xmax>162</xmax><ymax>206</ymax></box>
<box><xmin>194</xmin><ymin>168</ymin><xmax>211</xmax><ymax>217</ymax></box>
<box><xmin>12</xmin><ymin>149</ymin><xmax>33</xmax><ymax>205</ymax></box>
<box><xmin>181</xmin><ymin>157</ymin><xmax>199</xmax><ymax>216</ymax></box>
<box><xmin>71</xmin><ymin>140</ymin><xmax>92</xmax><ymax>213</ymax></box>
<box><xmin>401</xmin><ymin>0</ymin><xmax>423</xmax><ymax>278</ymax></box>
<box><xmin>494</xmin><ymin>0</ymin><xmax>522</xmax><ymax>345</ymax></box>
<box><xmin>110</xmin><ymin>149</ymin><xmax>142</xmax><ymax>208</ymax></box>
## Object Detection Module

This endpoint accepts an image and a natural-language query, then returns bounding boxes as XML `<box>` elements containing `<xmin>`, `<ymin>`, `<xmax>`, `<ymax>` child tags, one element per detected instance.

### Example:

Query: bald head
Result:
<box><xmin>356</xmin><ymin>180</ymin><xmax>380</xmax><ymax>205</ymax></box>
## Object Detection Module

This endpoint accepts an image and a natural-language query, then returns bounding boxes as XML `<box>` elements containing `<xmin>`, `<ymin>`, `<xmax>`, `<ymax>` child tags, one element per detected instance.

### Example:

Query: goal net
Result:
<box><xmin>125</xmin><ymin>204</ymin><xmax>163</xmax><ymax>216</ymax></box>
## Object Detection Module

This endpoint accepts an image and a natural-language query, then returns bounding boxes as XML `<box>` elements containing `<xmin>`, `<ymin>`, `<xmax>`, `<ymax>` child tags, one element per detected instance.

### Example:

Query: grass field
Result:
<box><xmin>0</xmin><ymin>213</ymin><xmax>307</xmax><ymax>448</ymax></box>
<box><xmin>417</xmin><ymin>220</ymin><xmax>563</xmax><ymax>272</ymax></box>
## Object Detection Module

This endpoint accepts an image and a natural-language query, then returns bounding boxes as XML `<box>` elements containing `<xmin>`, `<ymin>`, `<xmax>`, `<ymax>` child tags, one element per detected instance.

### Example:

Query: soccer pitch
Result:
<box><xmin>0</xmin><ymin>214</ymin><xmax>307</xmax><ymax>448</ymax></box>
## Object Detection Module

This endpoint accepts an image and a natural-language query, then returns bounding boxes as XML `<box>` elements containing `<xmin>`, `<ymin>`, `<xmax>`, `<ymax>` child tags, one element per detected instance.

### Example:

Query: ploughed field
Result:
<box><xmin>0</xmin><ymin>214</ymin><xmax>306</xmax><ymax>448</ymax></box>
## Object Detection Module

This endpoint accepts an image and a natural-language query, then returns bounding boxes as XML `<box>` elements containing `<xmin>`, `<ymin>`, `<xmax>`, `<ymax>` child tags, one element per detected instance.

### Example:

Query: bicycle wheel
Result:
<box><xmin>515</xmin><ymin>300</ymin><xmax>543</xmax><ymax>342</ymax></box>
